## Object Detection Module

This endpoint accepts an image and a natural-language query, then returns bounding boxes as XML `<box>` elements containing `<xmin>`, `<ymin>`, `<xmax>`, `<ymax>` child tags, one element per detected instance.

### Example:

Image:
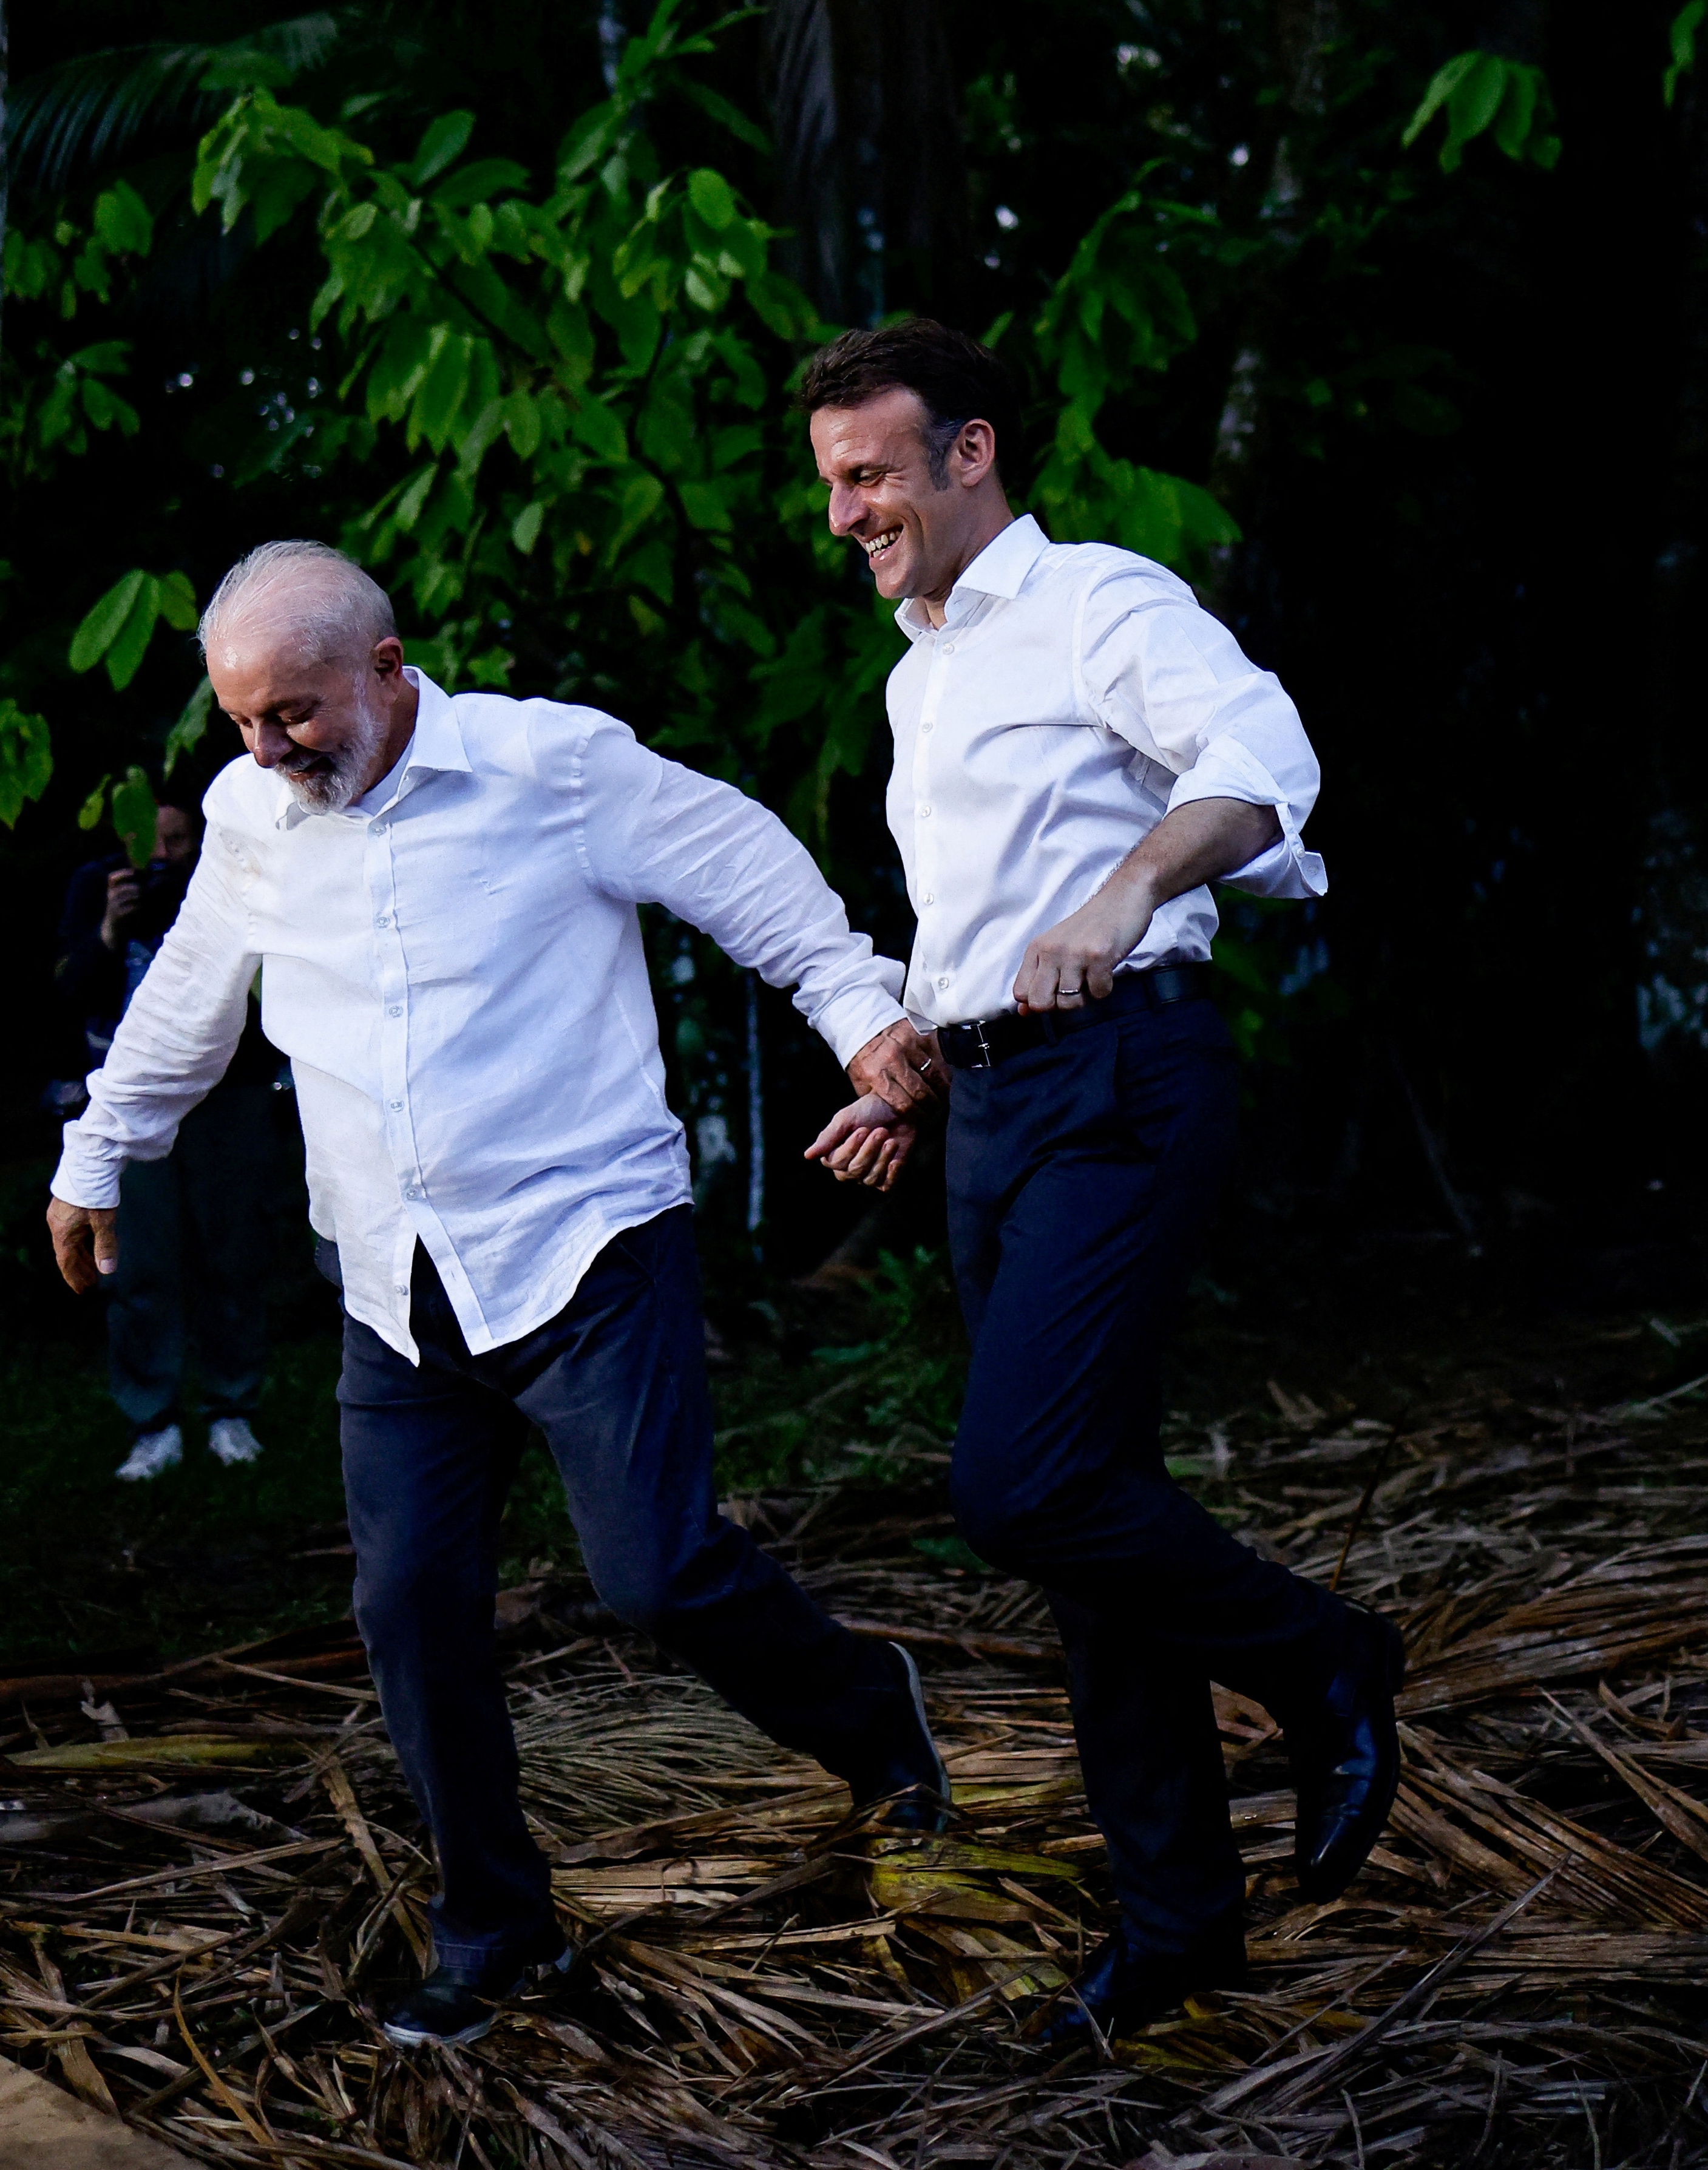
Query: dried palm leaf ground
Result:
<box><xmin>5</xmin><ymin>1304</ymin><xmax>1708</xmax><ymax>2169</ymax></box>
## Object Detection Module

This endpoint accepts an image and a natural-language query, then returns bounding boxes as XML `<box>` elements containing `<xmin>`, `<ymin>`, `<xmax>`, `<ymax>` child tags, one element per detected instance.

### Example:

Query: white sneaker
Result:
<box><xmin>208</xmin><ymin>1417</ymin><xmax>263</xmax><ymax>1467</ymax></box>
<box><xmin>117</xmin><ymin>1424</ymin><xmax>183</xmax><ymax>1482</ymax></box>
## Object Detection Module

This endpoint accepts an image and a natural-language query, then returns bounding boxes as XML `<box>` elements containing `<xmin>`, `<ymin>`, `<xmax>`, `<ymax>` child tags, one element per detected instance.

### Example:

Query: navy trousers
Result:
<box><xmin>336</xmin><ymin>1205</ymin><xmax>913</xmax><ymax>1978</ymax></box>
<box><xmin>944</xmin><ymin>980</ymin><xmax>1344</xmax><ymax>1957</ymax></box>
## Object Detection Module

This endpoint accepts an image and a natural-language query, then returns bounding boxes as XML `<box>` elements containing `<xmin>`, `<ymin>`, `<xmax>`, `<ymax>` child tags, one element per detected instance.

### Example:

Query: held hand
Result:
<box><xmin>1012</xmin><ymin>871</ymin><xmax>1159</xmax><ymax>1014</ymax></box>
<box><xmin>846</xmin><ymin>1019</ymin><xmax>947</xmax><ymax>1114</ymax></box>
<box><xmin>47</xmin><ymin>1196</ymin><xmax>119</xmax><ymax>1293</ymax></box>
<box><xmin>804</xmin><ymin>1094</ymin><xmax>919</xmax><ymax>1192</ymax></box>
<box><xmin>100</xmin><ymin>868</ymin><xmax>141</xmax><ymax>952</ymax></box>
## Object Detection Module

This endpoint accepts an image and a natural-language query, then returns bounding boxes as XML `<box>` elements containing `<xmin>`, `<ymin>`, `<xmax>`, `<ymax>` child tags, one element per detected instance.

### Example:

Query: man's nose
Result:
<box><xmin>246</xmin><ymin>719</ymin><xmax>293</xmax><ymax>768</ymax></box>
<box><xmin>827</xmin><ymin>485</ymin><xmax>864</xmax><ymax>537</ymax></box>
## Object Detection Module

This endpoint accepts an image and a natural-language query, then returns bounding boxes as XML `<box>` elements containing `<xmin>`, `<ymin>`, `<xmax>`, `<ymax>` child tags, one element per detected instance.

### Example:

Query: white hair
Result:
<box><xmin>198</xmin><ymin>539</ymin><xmax>396</xmax><ymax>667</ymax></box>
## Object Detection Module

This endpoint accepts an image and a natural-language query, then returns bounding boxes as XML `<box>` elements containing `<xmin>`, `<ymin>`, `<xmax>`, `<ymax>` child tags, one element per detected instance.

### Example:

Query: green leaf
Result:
<box><xmin>1667</xmin><ymin>0</ymin><xmax>1704</xmax><ymax>105</ymax></box>
<box><xmin>557</xmin><ymin>103</ymin><xmax>618</xmax><ymax>182</ymax></box>
<box><xmin>0</xmin><ymin>701</ymin><xmax>53</xmax><ymax>829</ymax></box>
<box><xmin>103</xmin><ymin>579</ymin><xmax>164</xmax><ymax>690</ymax></box>
<box><xmin>78</xmin><ymin>776</ymin><xmax>110</xmax><ymax>832</ymax></box>
<box><xmin>395</xmin><ymin>465</ymin><xmax>438</xmax><ymax>531</ymax></box>
<box><xmin>1405</xmin><ymin>51</ymin><xmax>1559</xmax><ymax>175</ymax></box>
<box><xmin>676</xmin><ymin>80</ymin><xmax>772</xmax><ymax>154</ymax></box>
<box><xmin>156</xmin><ymin>569</ymin><xmax>200</xmax><ymax>633</ymax></box>
<box><xmin>677</xmin><ymin>478</ymin><xmax>733</xmax><ymax>532</ymax></box>
<box><xmin>407</xmin><ymin>110</ymin><xmax>476</xmax><ymax>188</ymax></box>
<box><xmin>687</xmin><ymin>168</ymin><xmax>737</xmax><ymax>229</ymax></box>
<box><xmin>1401</xmin><ymin>51</ymin><xmax>1480</xmax><ymax>147</ymax></box>
<box><xmin>607</xmin><ymin>469</ymin><xmax>666</xmax><ymax>559</ymax></box>
<box><xmin>164</xmin><ymin>677</ymin><xmax>215</xmax><ymax>777</ymax></box>
<box><xmin>571</xmin><ymin>394</ymin><xmax>629</xmax><ymax>463</ymax></box>
<box><xmin>69</xmin><ymin>569</ymin><xmax>147</xmax><ymax>674</ymax></box>
<box><xmin>503</xmin><ymin>389</ymin><xmax>543</xmax><ymax>459</ymax></box>
<box><xmin>112</xmin><ymin>765</ymin><xmax>158</xmax><ymax>870</ymax></box>
<box><xmin>1446</xmin><ymin>56</ymin><xmax>1511</xmax><ymax>157</ymax></box>
<box><xmin>1490</xmin><ymin>66</ymin><xmax>1537</xmax><ymax>158</ymax></box>
<box><xmin>92</xmin><ymin>179</ymin><xmax>154</xmax><ymax>256</ymax></box>
<box><xmin>431</xmin><ymin>158</ymin><xmax>531</xmax><ymax>209</ymax></box>
<box><xmin>512</xmin><ymin>501</ymin><xmax>546</xmax><ymax>554</ymax></box>
<box><xmin>410</xmin><ymin>331</ymin><xmax>474</xmax><ymax>455</ymax></box>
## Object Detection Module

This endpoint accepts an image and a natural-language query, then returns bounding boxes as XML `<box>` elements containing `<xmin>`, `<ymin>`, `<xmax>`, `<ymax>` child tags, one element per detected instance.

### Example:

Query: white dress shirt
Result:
<box><xmin>53</xmin><ymin>671</ymin><xmax>906</xmax><ymax>1361</ymax></box>
<box><xmin>886</xmin><ymin>514</ymin><xmax>1327</xmax><ymax>1026</ymax></box>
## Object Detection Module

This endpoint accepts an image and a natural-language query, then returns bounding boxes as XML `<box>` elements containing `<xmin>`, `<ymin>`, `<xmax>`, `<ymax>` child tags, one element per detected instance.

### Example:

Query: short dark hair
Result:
<box><xmin>799</xmin><ymin>319</ymin><xmax>1023</xmax><ymax>490</ymax></box>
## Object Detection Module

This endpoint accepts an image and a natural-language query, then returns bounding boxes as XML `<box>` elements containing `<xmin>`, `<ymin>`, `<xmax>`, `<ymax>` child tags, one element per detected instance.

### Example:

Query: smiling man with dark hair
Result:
<box><xmin>801</xmin><ymin>319</ymin><xmax>1405</xmax><ymax>2044</ymax></box>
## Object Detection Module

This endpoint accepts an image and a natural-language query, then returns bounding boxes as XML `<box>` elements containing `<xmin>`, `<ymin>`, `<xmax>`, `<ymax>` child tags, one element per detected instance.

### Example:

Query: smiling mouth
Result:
<box><xmin>861</xmin><ymin>527</ymin><xmax>903</xmax><ymax>562</ymax></box>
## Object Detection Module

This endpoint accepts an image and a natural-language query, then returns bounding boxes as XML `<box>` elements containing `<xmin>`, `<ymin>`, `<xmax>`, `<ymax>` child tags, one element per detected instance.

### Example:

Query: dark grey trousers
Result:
<box><xmin>107</xmin><ymin>1085</ymin><xmax>276</xmax><ymax>1430</ymax></box>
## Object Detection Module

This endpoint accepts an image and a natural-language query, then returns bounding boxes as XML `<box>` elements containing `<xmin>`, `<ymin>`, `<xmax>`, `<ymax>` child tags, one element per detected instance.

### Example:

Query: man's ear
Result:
<box><xmin>954</xmin><ymin>418</ymin><xmax>999</xmax><ymax>491</ymax></box>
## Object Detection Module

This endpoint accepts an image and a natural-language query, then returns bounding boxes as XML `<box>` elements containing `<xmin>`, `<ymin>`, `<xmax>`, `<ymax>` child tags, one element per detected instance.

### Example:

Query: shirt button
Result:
<box><xmin>375</xmin><ymin>915</ymin><xmax>390</xmax><ymax>929</ymax></box>
<box><xmin>387</xmin><ymin>1005</ymin><xmax>402</xmax><ymax>1017</ymax></box>
<box><xmin>922</xmin><ymin>893</ymin><xmax>935</xmax><ymax>905</ymax></box>
<box><xmin>395</xmin><ymin>1282</ymin><xmax>408</xmax><ymax>1296</ymax></box>
<box><xmin>943</xmin><ymin>642</ymin><xmax>955</xmax><ymax>655</ymax></box>
<box><xmin>919</xmin><ymin>804</ymin><xmax>932</xmax><ymax>818</ymax></box>
<box><xmin>937</xmin><ymin>975</ymin><xmax>951</xmax><ymax>989</ymax></box>
<box><xmin>923</xmin><ymin>720</ymin><xmax>935</xmax><ymax>733</ymax></box>
<box><xmin>405</xmin><ymin>1186</ymin><xmax>422</xmax><ymax>1201</ymax></box>
<box><xmin>388</xmin><ymin>1099</ymin><xmax>403</xmax><ymax>1111</ymax></box>
<box><xmin>372</xmin><ymin>822</ymin><xmax>387</xmax><ymax>836</ymax></box>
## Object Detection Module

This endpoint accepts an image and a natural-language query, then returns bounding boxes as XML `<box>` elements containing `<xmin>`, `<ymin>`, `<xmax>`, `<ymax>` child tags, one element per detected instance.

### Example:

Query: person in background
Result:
<box><xmin>57</xmin><ymin>791</ymin><xmax>281</xmax><ymax>1481</ymax></box>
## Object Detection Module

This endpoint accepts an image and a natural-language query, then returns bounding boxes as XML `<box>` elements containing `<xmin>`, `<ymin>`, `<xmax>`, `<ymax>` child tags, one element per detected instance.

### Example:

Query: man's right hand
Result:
<box><xmin>846</xmin><ymin>1019</ymin><xmax>946</xmax><ymax>1116</ymax></box>
<box><xmin>100</xmin><ymin>867</ymin><xmax>141</xmax><ymax>951</ymax></box>
<box><xmin>805</xmin><ymin>1094</ymin><xmax>919</xmax><ymax>1192</ymax></box>
<box><xmin>47</xmin><ymin>1197</ymin><xmax>119</xmax><ymax>1292</ymax></box>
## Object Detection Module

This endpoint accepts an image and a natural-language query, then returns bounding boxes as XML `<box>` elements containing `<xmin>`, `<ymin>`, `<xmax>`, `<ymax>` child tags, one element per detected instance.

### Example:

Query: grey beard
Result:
<box><xmin>279</xmin><ymin>694</ymin><xmax>390</xmax><ymax>814</ymax></box>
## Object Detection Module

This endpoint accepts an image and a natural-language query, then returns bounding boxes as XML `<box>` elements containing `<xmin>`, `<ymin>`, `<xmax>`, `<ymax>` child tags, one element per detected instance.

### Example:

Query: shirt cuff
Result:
<box><xmin>1166</xmin><ymin>739</ymin><xmax>1327</xmax><ymax>900</ymax></box>
<box><xmin>51</xmin><ymin>1122</ymin><xmax>126</xmax><ymax>1211</ymax></box>
<box><xmin>813</xmin><ymin>980</ymin><xmax>910</xmax><ymax>1071</ymax></box>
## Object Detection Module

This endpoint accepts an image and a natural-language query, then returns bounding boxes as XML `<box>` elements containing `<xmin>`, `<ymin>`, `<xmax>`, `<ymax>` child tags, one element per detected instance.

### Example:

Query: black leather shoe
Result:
<box><xmin>850</xmin><ymin>1643</ymin><xmax>951</xmax><ymax>1833</ymax></box>
<box><xmin>1031</xmin><ymin>1923</ymin><xmax>1247</xmax><ymax>2049</ymax></box>
<box><xmin>1291</xmin><ymin>1604</ymin><xmax>1406</xmax><ymax>1902</ymax></box>
<box><xmin>382</xmin><ymin>1936</ymin><xmax>573</xmax><ymax>2049</ymax></box>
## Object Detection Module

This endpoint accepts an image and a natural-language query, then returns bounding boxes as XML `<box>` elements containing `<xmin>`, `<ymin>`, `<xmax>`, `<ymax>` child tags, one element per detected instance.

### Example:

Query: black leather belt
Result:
<box><xmin>937</xmin><ymin>965</ymin><xmax>1210</xmax><ymax>1071</ymax></box>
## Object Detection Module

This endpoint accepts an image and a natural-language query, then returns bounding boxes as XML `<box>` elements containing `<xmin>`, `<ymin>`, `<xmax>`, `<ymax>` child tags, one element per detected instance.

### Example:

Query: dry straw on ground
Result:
<box><xmin>4</xmin><ymin>1351</ymin><xmax>1708</xmax><ymax>2167</ymax></box>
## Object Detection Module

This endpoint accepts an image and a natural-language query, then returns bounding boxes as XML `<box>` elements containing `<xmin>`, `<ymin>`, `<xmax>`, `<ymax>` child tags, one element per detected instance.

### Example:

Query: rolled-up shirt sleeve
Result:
<box><xmin>565</xmin><ymin>713</ymin><xmax>907</xmax><ymax>1066</ymax></box>
<box><xmin>51</xmin><ymin>826</ymin><xmax>259</xmax><ymax>1209</ymax></box>
<box><xmin>1077</xmin><ymin>568</ymin><xmax>1327</xmax><ymax>901</ymax></box>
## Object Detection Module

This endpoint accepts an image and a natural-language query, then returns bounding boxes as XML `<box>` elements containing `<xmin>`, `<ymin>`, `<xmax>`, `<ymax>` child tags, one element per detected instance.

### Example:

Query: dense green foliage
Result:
<box><xmin>6</xmin><ymin>2</ymin><xmax>1272</xmax><ymax>858</ymax></box>
<box><xmin>3</xmin><ymin>0</ymin><xmax>1705</xmax><ymax>1254</ymax></box>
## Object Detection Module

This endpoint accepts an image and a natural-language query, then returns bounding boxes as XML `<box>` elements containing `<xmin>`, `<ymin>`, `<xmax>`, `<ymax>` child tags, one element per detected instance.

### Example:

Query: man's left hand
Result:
<box><xmin>1013</xmin><ymin>875</ymin><xmax>1159</xmax><ymax>1014</ymax></box>
<box><xmin>1014</xmin><ymin>799</ymin><xmax>1284</xmax><ymax>1012</ymax></box>
<box><xmin>847</xmin><ymin>1019</ymin><xmax>946</xmax><ymax>1113</ymax></box>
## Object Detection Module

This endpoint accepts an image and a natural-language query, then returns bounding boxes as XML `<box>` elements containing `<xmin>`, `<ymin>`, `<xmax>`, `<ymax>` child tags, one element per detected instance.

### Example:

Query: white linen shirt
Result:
<box><xmin>887</xmin><ymin>514</ymin><xmax>1327</xmax><ymax>1026</ymax></box>
<box><xmin>52</xmin><ymin>671</ymin><xmax>907</xmax><ymax>1361</ymax></box>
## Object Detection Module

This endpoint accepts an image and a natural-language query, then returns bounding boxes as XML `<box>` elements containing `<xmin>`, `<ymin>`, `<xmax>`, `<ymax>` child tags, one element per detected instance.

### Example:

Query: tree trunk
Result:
<box><xmin>1</xmin><ymin>0</ymin><xmax>10</xmax><ymax>359</ymax></box>
<box><xmin>764</xmin><ymin>0</ymin><xmax>968</xmax><ymax>327</ymax></box>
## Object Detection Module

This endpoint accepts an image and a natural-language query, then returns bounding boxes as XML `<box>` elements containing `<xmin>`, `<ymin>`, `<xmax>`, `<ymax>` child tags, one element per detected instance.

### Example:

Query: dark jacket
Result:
<box><xmin>58</xmin><ymin>852</ymin><xmax>280</xmax><ymax>1087</ymax></box>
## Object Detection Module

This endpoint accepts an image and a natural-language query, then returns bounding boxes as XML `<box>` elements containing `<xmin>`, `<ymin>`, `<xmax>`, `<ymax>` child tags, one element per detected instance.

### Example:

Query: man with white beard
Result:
<box><xmin>46</xmin><ymin>539</ymin><xmax>950</xmax><ymax>2048</ymax></box>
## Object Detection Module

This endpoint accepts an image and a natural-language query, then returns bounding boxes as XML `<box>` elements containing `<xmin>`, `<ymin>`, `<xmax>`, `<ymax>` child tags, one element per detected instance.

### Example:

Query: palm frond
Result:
<box><xmin>7</xmin><ymin>13</ymin><xmax>342</xmax><ymax>203</ymax></box>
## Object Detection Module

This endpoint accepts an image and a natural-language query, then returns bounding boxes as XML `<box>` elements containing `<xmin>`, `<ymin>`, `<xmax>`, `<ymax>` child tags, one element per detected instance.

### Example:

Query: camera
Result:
<box><xmin>126</xmin><ymin>859</ymin><xmax>192</xmax><ymax>943</ymax></box>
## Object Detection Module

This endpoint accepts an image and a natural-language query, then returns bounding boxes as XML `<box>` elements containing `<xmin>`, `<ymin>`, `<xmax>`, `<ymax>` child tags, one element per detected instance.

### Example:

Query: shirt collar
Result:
<box><xmin>273</xmin><ymin>666</ymin><xmax>467</xmax><ymax>829</ymax></box>
<box><xmin>894</xmin><ymin>513</ymin><xmax>1049</xmax><ymax>641</ymax></box>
